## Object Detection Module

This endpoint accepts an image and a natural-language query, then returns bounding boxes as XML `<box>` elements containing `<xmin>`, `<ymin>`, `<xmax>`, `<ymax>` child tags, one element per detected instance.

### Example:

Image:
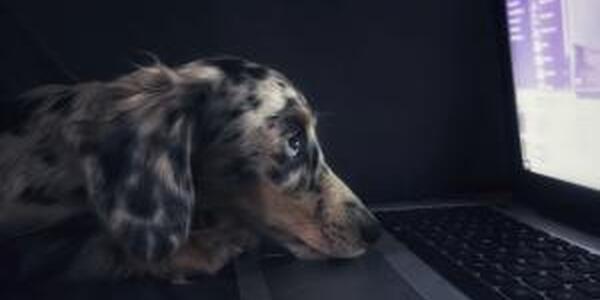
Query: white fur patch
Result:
<box><xmin>245</xmin><ymin>79</ymin><xmax>296</xmax><ymax>128</ymax></box>
<box><xmin>178</xmin><ymin>63</ymin><xmax>224</xmax><ymax>84</ymax></box>
<box><xmin>282</xmin><ymin>168</ymin><xmax>304</xmax><ymax>188</ymax></box>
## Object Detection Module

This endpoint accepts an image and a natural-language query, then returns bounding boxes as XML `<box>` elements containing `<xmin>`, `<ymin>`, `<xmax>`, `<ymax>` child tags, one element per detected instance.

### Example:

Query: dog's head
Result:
<box><xmin>186</xmin><ymin>57</ymin><xmax>381</xmax><ymax>258</ymax></box>
<box><xmin>71</xmin><ymin>56</ymin><xmax>380</xmax><ymax>262</ymax></box>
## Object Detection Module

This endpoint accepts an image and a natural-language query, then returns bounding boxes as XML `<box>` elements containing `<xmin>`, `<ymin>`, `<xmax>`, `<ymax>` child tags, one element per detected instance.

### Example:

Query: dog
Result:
<box><xmin>0</xmin><ymin>56</ymin><xmax>381</xmax><ymax>282</ymax></box>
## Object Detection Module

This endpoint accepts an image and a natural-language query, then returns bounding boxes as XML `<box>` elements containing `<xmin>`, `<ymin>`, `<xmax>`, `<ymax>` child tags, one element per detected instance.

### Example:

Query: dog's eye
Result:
<box><xmin>285</xmin><ymin>128</ymin><xmax>305</xmax><ymax>159</ymax></box>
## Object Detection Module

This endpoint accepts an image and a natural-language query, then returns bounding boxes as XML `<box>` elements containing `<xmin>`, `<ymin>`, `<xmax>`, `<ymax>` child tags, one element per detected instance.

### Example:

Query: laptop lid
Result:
<box><xmin>498</xmin><ymin>0</ymin><xmax>600</xmax><ymax>234</ymax></box>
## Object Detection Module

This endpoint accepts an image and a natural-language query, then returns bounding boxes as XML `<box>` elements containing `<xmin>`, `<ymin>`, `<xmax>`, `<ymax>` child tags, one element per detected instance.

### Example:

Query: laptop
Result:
<box><xmin>232</xmin><ymin>1</ymin><xmax>600</xmax><ymax>300</ymax></box>
<box><xmin>3</xmin><ymin>1</ymin><xmax>600</xmax><ymax>300</ymax></box>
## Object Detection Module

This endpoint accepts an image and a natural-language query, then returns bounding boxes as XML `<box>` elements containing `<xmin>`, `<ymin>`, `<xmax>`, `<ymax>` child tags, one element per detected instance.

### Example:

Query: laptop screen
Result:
<box><xmin>505</xmin><ymin>0</ymin><xmax>600</xmax><ymax>191</ymax></box>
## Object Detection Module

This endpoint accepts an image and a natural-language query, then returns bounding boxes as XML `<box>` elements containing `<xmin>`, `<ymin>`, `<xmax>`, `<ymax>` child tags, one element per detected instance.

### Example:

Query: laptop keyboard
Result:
<box><xmin>375</xmin><ymin>206</ymin><xmax>600</xmax><ymax>300</ymax></box>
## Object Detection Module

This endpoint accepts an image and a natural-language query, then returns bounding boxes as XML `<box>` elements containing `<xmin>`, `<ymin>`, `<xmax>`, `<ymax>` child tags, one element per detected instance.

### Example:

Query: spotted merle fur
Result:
<box><xmin>95</xmin><ymin>127</ymin><xmax>137</xmax><ymax>197</ymax></box>
<box><xmin>205</xmin><ymin>57</ymin><xmax>269</xmax><ymax>84</ymax></box>
<box><xmin>168</xmin><ymin>144</ymin><xmax>188</xmax><ymax>178</ymax></box>
<box><xmin>48</xmin><ymin>93</ymin><xmax>75</xmax><ymax>114</ymax></box>
<box><xmin>69</xmin><ymin>186</ymin><xmax>88</xmax><ymax>199</ymax></box>
<box><xmin>220</xmin><ymin>131</ymin><xmax>242</xmax><ymax>144</ymax></box>
<box><xmin>222</xmin><ymin>157</ymin><xmax>257</xmax><ymax>183</ymax></box>
<box><xmin>35</xmin><ymin>147</ymin><xmax>59</xmax><ymax>166</ymax></box>
<box><xmin>246</xmin><ymin>95</ymin><xmax>261</xmax><ymax>110</ymax></box>
<box><xmin>19</xmin><ymin>186</ymin><xmax>59</xmax><ymax>206</ymax></box>
<box><xmin>0</xmin><ymin>56</ymin><xmax>380</xmax><ymax>282</ymax></box>
<box><xmin>125</xmin><ymin>184</ymin><xmax>158</xmax><ymax>219</ymax></box>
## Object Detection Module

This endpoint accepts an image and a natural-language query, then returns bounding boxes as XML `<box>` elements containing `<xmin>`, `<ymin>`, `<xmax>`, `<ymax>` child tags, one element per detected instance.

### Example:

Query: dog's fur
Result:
<box><xmin>0</xmin><ymin>56</ymin><xmax>380</xmax><ymax>282</ymax></box>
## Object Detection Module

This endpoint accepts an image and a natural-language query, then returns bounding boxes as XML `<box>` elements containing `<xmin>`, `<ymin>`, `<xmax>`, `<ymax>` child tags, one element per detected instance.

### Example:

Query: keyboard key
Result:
<box><xmin>569</xmin><ymin>262</ymin><xmax>600</xmax><ymax>274</ymax></box>
<box><xmin>573</xmin><ymin>281</ymin><xmax>600</xmax><ymax>298</ymax></box>
<box><xmin>531</xmin><ymin>239</ymin><xmax>554</xmax><ymax>250</ymax></box>
<box><xmin>449</xmin><ymin>249</ymin><xmax>473</xmax><ymax>260</ymax></box>
<box><xmin>583</xmin><ymin>254</ymin><xmax>600</xmax><ymax>265</ymax></box>
<box><xmin>499</xmin><ymin>283</ymin><xmax>544</xmax><ymax>300</ymax></box>
<box><xmin>512</xmin><ymin>247</ymin><xmax>539</xmax><ymax>258</ymax></box>
<box><xmin>546</xmin><ymin>288</ymin><xmax>591</xmax><ymax>300</ymax></box>
<box><xmin>529</xmin><ymin>257</ymin><xmax>564</xmax><ymax>270</ymax></box>
<box><xmin>480</xmin><ymin>271</ymin><xmax>518</xmax><ymax>287</ymax></box>
<box><xmin>522</xmin><ymin>274</ymin><xmax>563</xmax><ymax>290</ymax></box>
<box><xmin>462</xmin><ymin>258</ymin><xmax>491</xmax><ymax>273</ymax></box>
<box><xmin>486</xmin><ymin>252</ymin><xmax>511</xmax><ymax>264</ymax></box>
<box><xmin>550</xmin><ymin>269</ymin><xmax>588</xmax><ymax>283</ymax></box>
<box><xmin>504</xmin><ymin>264</ymin><xmax>538</xmax><ymax>276</ymax></box>
<box><xmin>546</xmin><ymin>249</ymin><xmax>579</xmax><ymax>262</ymax></box>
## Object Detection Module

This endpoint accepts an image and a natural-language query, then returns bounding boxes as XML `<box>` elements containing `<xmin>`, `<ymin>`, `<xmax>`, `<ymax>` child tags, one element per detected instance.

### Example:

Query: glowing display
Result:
<box><xmin>506</xmin><ymin>0</ymin><xmax>600</xmax><ymax>190</ymax></box>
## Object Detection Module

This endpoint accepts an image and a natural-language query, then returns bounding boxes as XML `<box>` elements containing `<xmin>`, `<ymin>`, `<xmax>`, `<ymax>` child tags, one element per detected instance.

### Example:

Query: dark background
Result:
<box><xmin>0</xmin><ymin>0</ymin><xmax>514</xmax><ymax>203</ymax></box>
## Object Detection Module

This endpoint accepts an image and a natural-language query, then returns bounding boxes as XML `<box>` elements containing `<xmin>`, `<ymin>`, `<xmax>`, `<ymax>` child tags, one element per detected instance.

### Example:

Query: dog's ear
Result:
<box><xmin>79</xmin><ymin>65</ymin><xmax>199</xmax><ymax>262</ymax></box>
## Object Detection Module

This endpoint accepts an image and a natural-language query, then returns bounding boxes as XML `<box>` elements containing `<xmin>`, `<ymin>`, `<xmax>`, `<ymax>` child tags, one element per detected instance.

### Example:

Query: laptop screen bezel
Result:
<box><xmin>494</xmin><ymin>0</ymin><xmax>600</xmax><ymax>235</ymax></box>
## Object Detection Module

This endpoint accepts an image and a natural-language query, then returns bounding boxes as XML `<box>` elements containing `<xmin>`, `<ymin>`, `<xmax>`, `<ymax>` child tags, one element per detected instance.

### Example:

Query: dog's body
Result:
<box><xmin>0</xmin><ymin>57</ymin><xmax>380</xmax><ymax>282</ymax></box>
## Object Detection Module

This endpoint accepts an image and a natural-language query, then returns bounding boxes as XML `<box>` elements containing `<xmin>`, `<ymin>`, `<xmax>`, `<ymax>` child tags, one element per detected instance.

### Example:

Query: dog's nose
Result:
<box><xmin>360</xmin><ymin>219</ymin><xmax>382</xmax><ymax>245</ymax></box>
<box><xmin>345</xmin><ymin>201</ymin><xmax>382</xmax><ymax>245</ymax></box>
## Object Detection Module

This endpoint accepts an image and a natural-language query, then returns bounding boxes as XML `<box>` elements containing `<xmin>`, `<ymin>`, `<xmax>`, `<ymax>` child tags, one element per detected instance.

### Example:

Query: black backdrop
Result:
<box><xmin>1</xmin><ymin>0</ymin><xmax>514</xmax><ymax>203</ymax></box>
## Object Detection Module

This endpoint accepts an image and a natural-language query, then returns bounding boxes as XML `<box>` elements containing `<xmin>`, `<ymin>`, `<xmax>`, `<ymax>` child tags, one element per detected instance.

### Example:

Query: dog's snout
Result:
<box><xmin>344</xmin><ymin>201</ymin><xmax>382</xmax><ymax>245</ymax></box>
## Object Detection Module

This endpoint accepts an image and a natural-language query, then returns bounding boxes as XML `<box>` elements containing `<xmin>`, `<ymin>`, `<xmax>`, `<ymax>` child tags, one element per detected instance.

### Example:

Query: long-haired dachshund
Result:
<box><xmin>0</xmin><ymin>56</ymin><xmax>381</xmax><ymax>282</ymax></box>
